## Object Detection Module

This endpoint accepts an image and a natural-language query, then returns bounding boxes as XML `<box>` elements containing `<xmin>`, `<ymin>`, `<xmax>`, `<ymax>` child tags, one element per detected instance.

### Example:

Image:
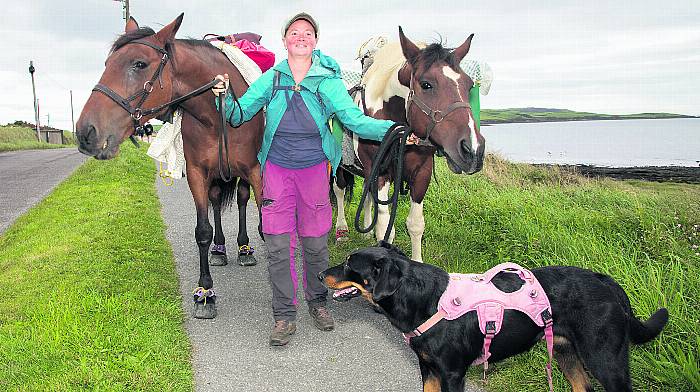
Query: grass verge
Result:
<box><xmin>0</xmin><ymin>125</ymin><xmax>75</xmax><ymax>152</ymax></box>
<box><xmin>330</xmin><ymin>154</ymin><xmax>700</xmax><ymax>391</ymax></box>
<box><xmin>0</xmin><ymin>144</ymin><xmax>192</xmax><ymax>391</ymax></box>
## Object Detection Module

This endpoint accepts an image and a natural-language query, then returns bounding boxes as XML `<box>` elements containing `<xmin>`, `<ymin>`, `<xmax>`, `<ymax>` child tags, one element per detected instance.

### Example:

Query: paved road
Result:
<box><xmin>156</xmin><ymin>177</ymin><xmax>482</xmax><ymax>392</ymax></box>
<box><xmin>0</xmin><ymin>148</ymin><xmax>87</xmax><ymax>233</ymax></box>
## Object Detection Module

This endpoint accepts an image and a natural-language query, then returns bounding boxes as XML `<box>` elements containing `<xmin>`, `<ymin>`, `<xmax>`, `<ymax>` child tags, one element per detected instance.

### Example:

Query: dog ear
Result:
<box><xmin>373</xmin><ymin>257</ymin><xmax>403</xmax><ymax>301</ymax></box>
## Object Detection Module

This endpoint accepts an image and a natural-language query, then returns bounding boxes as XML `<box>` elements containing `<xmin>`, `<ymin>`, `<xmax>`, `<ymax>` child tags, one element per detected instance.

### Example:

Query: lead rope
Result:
<box><xmin>354</xmin><ymin>123</ymin><xmax>409</xmax><ymax>242</ymax></box>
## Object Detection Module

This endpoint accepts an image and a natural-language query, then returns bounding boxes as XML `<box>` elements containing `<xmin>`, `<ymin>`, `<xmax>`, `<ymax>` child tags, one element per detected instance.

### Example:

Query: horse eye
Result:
<box><xmin>419</xmin><ymin>81</ymin><xmax>432</xmax><ymax>90</ymax></box>
<box><xmin>132</xmin><ymin>61</ymin><xmax>147</xmax><ymax>70</ymax></box>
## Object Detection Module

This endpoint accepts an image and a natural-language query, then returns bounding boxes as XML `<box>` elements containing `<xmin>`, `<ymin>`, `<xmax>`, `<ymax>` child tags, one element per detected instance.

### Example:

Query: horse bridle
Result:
<box><xmin>404</xmin><ymin>68</ymin><xmax>471</xmax><ymax>145</ymax></box>
<box><xmin>92</xmin><ymin>39</ymin><xmax>220</xmax><ymax>146</ymax></box>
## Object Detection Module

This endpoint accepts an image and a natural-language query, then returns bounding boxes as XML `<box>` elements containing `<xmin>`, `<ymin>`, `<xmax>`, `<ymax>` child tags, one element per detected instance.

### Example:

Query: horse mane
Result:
<box><xmin>111</xmin><ymin>27</ymin><xmax>214</xmax><ymax>54</ymax></box>
<box><xmin>415</xmin><ymin>42</ymin><xmax>460</xmax><ymax>73</ymax></box>
<box><xmin>111</xmin><ymin>27</ymin><xmax>156</xmax><ymax>53</ymax></box>
<box><xmin>361</xmin><ymin>42</ymin><xmax>420</xmax><ymax>95</ymax></box>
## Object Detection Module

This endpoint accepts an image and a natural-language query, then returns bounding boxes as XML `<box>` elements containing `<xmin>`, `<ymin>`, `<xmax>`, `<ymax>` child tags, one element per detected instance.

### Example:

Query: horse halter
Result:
<box><xmin>92</xmin><ymin>40</ymin><xmax>171</xmax><ymax>143</ymax></box>
<box><xmin>405</xmin><ymin>70</ymin><xmax>471</xmax><ymax>145</ymax></box>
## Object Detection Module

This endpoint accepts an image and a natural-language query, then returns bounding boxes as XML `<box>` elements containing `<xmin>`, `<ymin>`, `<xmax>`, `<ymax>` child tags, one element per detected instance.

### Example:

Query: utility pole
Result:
<box><xmin>29</xmin><ymin>61</ymin><xmax>41</xmax><ymax>142</ymax></box>
<box><xmin>113</xmin><ymin>0</ymin><xmax>129</xmax><ymax>21</ymax></box>
<box><xmin>43</xmin><ymin>112</ymin><xmax>49</xmax><ymax>142</ymax></box>
<box><xmin>125</xmin><ymin>0</ymin><xmax>129</xmax><ymax>21</ymax></box>
<box><xmin>70</xmin><ymin>90</ymin><xmax>75</xmax><ymax>133</ymax></box>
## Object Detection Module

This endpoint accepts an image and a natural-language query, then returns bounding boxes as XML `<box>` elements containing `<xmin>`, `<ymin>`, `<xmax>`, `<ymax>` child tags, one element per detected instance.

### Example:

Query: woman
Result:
<box><xmin>213</xmin><ymin>12</ymin><xmax>401</xmax><ymax>346</ymax></box>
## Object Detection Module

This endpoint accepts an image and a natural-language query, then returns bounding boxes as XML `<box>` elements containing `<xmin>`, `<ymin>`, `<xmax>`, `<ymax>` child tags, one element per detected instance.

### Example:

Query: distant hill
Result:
<box><xmin>481</xmin><ymin>108</ymin><xmax>697</xmax><ymax>124</ymax></box>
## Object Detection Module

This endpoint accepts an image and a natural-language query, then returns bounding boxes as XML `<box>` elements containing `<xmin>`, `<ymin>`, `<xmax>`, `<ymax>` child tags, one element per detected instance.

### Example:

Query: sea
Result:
<box><xmin>480</xmin><ymin>118</ymin><xmax>700</xmax><ymax>167</ymax></box>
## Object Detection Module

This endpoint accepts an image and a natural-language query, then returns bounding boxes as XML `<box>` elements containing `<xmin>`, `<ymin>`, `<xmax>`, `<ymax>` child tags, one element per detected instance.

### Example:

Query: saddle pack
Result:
<box><xmin>204</xmin><ymin>32</ymin><xmax>275</xmax><ymax>73</ymax></box>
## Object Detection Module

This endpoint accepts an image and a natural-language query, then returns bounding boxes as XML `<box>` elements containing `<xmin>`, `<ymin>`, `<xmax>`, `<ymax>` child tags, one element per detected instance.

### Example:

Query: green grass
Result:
<box><xmin>0</xmin><ymin>144</ymin><xmax>192</xmax><ymax>391</ymax></box>
<box><xmin>330</xmin><ymin>155</ymin><xmax>700</xmax><ymax>391</ymax></box>
<box><xmin>481</xmin><ymin>108</ymin><xmax>695</xmax><ymax>124</ymax></box>
<box><xmin>0</xmin><ymin>125</ymin><xmax>76</xmax><ymax>152</ymax></box>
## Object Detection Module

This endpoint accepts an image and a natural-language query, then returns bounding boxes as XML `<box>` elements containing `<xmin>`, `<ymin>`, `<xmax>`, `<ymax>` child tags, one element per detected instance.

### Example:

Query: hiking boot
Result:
<box><xmin>269</xmin><ymin>320</ymin><xmax>296</xmax><ymax>346</ymax></box>
<box><xmin>309</xmin><ymin>305</ymin><xmax>335</xmax><ymax>331</ymax></box>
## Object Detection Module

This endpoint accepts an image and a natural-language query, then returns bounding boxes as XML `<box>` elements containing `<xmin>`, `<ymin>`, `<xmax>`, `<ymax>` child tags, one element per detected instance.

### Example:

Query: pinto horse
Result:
<box><xmin>333</xmin><ymin>28</ymin><xmax>485</xmax><ymax>262</ymax></box>
<box><xmin>76</xmin><ymin>14</ymin><xmax>263</xmax><ymax>319</ymax></box>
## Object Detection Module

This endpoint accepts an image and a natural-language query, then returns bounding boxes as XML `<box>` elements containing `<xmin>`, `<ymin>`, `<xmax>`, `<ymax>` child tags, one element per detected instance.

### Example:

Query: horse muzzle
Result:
<box><xmin>444</xmin><ymin>138</ymin><xmax>485</xmax><ymax>175</ymax></box>
<box><xmin>76</xmin><ymin>123</ymin><xmax>119</xmax><ymax>160</ymax></box>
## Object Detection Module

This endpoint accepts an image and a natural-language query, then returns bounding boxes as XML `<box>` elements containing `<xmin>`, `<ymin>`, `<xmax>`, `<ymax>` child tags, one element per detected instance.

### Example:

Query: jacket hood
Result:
<box><xmin>313</xmin><ymin>50</ymin><xmax>341</xmax><ymax>77</ymax></box>
<box><xmin>272</xmin><ymin>50</ymin><xmax>341</xmax><ymax>92</ymax></box>
<box><xmin>273</xmin><ymin>50</ymin><xmax>340</xmax><ymax>79</ymax></box>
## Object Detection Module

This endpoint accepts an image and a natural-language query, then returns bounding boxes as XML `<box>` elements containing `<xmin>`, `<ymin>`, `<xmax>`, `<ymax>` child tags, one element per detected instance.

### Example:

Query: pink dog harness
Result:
<box><xmin>403</xmin><ymin>262</ymin><xmax>554</xmax><ymax>391</ymax></box>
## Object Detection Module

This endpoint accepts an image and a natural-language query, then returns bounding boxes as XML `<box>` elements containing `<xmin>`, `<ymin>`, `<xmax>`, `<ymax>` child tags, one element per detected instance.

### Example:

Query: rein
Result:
<box><xmin>217</xmin><ymin>86</ymin><xmax>243</xmax><ymax>182</ymax></box>
<box><xmin>92</xmin><ymin>38</ymin><xmax>240</xmax><ymax>182</ymax></box>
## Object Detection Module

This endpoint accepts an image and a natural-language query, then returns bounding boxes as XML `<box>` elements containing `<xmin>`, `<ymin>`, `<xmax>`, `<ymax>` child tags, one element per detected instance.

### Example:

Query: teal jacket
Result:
<box><xmin>217</xmin><ymin>50</ymin><xmax>395</xmax><ymax>172</ymax></box>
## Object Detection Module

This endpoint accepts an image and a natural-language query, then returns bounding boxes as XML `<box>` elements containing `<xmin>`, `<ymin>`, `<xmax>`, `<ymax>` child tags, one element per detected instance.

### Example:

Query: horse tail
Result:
<box><xmin>343</xmin><ymin>169</ymin><xmax>355</xmax><ymax>203</ymax></box>
<box><xmin>215</xmin><ymin>177</ymin><xmax>239</xmax><ymax>212</ymax></box>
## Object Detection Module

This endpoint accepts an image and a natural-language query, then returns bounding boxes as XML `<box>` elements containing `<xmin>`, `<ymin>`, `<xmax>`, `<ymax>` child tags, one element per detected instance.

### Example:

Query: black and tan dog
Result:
<box><xmin>319</xmin><ymin>243</ymin><xmax>668</xmax><ymax>392</ymax></box>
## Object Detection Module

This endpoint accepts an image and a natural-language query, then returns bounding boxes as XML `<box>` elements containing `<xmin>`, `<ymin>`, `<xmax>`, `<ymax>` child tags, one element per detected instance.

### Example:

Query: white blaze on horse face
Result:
<box><xmin>442</xmin><ymin>66</ymin><xmax>464</xmax><ymax>102</ymax></box>
<box><xmin>468</xmin><ymin>111</ymin><xmax>480</xmax><ymax>152</ymax></box>
<box><xmin>442</xmin><ymin>66</ymin><xmax>479</xmax><ymax>152</ymax></box>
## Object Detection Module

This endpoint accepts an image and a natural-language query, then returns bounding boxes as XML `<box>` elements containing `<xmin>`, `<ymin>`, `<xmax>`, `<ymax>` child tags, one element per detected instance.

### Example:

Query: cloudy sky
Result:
<box><xmin>1</xmin><ymin>0</ymin><xmax>698</xmax><ymax>130</ymax></box>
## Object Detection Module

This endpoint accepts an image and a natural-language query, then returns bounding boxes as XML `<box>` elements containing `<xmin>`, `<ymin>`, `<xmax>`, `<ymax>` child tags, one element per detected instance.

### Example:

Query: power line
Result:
<box><xmin>41</xmin><ymin>72</ymin><xmax>70</xmax><ymax>91</ymax></box>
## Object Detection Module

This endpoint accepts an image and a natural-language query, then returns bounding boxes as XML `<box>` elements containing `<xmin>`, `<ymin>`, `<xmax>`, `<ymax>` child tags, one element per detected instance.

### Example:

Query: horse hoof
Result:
<box><xmin>238</xmin><ymin>253</ymin><xmax>257</xmax><ymax>266</ymax></box>
<box><xmin>193</xmin><ymin>301</ymin><xmax>217</xmax><ymax>319</ymax></box>
<box><xmin>209</xmin><ymin>253</ymin><xmax>228</xmax><ymax>266</ymax></box>
<box><xmin>335</xmin><ymin>236</ymin><xmax>350</xmax><ymax>244</ymax></box>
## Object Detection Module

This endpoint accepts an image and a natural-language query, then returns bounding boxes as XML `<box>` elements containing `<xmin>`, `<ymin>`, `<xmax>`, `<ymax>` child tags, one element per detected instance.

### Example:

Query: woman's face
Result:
<box><xmin>283</xmin><ymin>19</ymin><xmax>316</xmax><ymax>58</ymax></box>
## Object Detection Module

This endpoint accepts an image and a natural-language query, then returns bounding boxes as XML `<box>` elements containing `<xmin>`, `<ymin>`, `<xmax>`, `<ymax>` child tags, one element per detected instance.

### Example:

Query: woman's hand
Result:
<box><xmin>212</xmin><ymin>74</ymin><xmax>229</xmax><ymax>95</ymax></box>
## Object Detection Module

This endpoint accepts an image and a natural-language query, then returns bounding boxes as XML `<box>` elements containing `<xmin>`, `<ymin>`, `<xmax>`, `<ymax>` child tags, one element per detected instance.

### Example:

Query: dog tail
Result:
<box><xmin>630</xmin><ymin>308</ymin><xmax>669</xmax><ymax>345</ymax></box>
<box><xmin>597</xmin><ymin>273</ymin><xmax>669</xmax><ymax>345</ymax></box>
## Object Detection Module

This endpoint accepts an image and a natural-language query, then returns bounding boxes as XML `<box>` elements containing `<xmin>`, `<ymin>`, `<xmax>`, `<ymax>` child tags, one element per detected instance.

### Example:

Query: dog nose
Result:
<box><xmin>317</xmin><ymin>271</ymin><xmax>326</xmax><ymax>281</ymax></box>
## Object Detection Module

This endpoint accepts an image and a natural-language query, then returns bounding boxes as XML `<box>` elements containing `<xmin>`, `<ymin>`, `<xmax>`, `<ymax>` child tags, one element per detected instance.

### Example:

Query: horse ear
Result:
<box><xmin>125</xmin><ymin>16</ymin><xmax>139</xmax><ymax>33</ymax></box>
<box><xmin>398</xmin><ymin>26</ymin><xmax>420</xmax><ymax>62</ymax></box>
<box><xmin>154</xmin><ymin>13</ymin><xmax>184</xmax><ymax>44</ymax></box>
<box><xmin>452</xmin><ymin>33</ymin><xmax>474</xmax><ymax>63</ymax></box>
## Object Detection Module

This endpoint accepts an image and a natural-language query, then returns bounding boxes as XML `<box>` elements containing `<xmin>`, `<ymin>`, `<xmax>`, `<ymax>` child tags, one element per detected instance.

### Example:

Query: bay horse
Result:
<box><xmin>76</xmin><ymin>14</ymin><xmax>263</xmax><ymax>319</ymax></box>
<box><xmin>333</xmin><ymin>28</ymin><xmax>485</xmax><ymax>262</ymax></box>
